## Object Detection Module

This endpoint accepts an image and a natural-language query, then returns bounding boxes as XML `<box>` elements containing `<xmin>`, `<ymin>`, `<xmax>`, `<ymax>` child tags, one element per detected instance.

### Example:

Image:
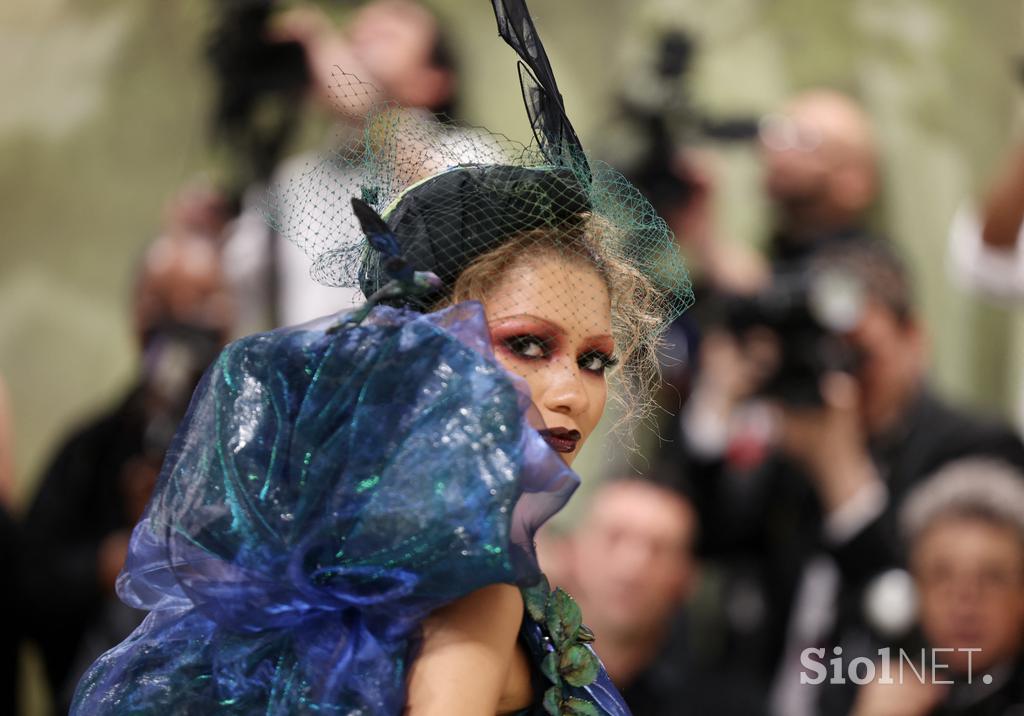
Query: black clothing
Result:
<box><xmin>21</xmin><ymin>388</ymin><xmax>148</xmax><ymax>705</ymax></box>
<box><xmin>931</xmin><ymin>660</ymin><xmax>1024</xmax><ymax>716</ymax></box>
<box><xmin>1</xmin><ymin>504</ymin><xmax>20</xmax><ymax>715</ymax></box>
<box><xmin>768</xmin><ymin>225</ymin><xmax>875</xmax><ymax>266</ymax></box>
<box><xmin>619</xmin><ymin>612</ymin><xmax>768</xmax><ymax>716</ymax></box>
<box><xmin>672</xmin><ymin>388</ymin><xmax>1024</xmax><ymax>689</ymax></box>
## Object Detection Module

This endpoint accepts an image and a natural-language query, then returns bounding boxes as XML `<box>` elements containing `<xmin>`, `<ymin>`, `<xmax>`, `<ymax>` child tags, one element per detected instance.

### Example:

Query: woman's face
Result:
<box><xmin>482</xmin><ymin>257</ymin><xmax>614</xmax><ymax>465</ymax></box>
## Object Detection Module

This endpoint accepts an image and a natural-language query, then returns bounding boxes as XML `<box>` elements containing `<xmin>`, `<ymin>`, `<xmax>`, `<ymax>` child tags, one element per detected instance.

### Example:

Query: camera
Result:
<box><xmin>206</xmin><ymin>0</ymin><xmax>313</xmax><ymax>196</ymax></box>
<box><xmin>599</xmin><ymin>29</ymin><xmax>760</xmax><ymax>213</ymax></box>
<box><xmin>719</xmin><ymin>266</ymin><xmax>866</xmax><ymax>405</ymax></box>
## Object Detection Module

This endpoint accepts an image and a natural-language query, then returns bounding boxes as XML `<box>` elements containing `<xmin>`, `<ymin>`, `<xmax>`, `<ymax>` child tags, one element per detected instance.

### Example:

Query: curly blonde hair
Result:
<box><xmin>433</xmin><ymin>215</ymin><xmax>664</xmax><ymax>436</ymax></box>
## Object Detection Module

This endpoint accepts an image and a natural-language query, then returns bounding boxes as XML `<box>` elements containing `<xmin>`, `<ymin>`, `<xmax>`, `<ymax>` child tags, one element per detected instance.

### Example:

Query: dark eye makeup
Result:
<box><xmin>578</xmin><ymin>349</ymin><xmax>618</xmax><ymax>374</ymax></box>
<box><xmin>501</xmin><ymin>333</ymin><xmax>554</xmax><ymax>360</ymax></box>
<box><xmin>499</xmin><ymin>333</ymin><xmax>618</xmax><ymax>375</ymax></box>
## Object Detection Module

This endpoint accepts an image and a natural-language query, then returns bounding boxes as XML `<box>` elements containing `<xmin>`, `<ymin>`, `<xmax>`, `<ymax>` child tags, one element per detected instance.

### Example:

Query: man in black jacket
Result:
<box><xmin>671</xmin><ymin>240</ymin><xmax>1024</xmax><ymax>714</ymax></box>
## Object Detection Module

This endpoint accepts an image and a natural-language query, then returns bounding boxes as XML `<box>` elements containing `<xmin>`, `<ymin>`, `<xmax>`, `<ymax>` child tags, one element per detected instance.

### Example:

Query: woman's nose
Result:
<box><xmin>541</xmin><ymin>360</ymin><xmax>590</xmax><ymax>418</ymax></box>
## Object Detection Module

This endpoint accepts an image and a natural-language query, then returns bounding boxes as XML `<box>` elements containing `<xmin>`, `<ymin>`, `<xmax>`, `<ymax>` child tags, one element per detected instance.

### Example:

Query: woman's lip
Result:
<box><xmin>538</xmin><ymin>428</ymin><xmax>581</xmax><ymax>453</ymax></box>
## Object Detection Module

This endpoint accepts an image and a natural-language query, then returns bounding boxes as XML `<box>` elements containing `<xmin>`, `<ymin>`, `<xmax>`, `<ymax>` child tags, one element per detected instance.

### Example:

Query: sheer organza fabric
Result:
<box><xmin>71</xmin><ymin>303</ymin><xmax>581</xmax><ymax>715</ymax></box>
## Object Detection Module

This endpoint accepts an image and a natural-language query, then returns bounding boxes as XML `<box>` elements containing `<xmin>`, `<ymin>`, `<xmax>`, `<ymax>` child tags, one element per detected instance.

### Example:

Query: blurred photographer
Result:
<box><xmin>629</xmin><ymin>85</ymin><xmax>884</xmax><ymax>414</ymax></box>
<box><xmin>674</xmin><ymin>89</ymin><xmax>880</xmax><ymax>296</ymax></box>
<box><xmin>22</xmin><ymin>229</ymin><xmax>233</xmax><ymax>712</ymax></box>
<box><xmin>215</xmin><ymin>0</ymin><xmax>462</xmax><ymax>332</ymax></box>
<box><xmin>672</xmin><ymin>240</ymin><xmax>1024</xmax><ymax>714</ymax></box>
<box><xmin>948</xmin><ymin>138</ymin><xmax>1024</xmax><ymax>431</ymax></box>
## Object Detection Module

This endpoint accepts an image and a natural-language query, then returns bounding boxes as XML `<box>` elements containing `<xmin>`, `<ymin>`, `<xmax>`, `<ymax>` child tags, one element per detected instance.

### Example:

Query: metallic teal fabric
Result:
<box><xmin>71</xmin><ymin>303</ymin><xmax>589</xmax><ymax>714</ymax></box>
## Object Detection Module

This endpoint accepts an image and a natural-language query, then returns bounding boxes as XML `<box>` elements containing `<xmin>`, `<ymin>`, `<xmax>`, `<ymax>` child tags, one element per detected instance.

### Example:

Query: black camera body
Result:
<box><xmin>719</xmin><ymin>267</ymin><xmax>866</xmax><ymax>405</ymax></box>
<box><xmin>601</xmin><ymin>29</ymin><xmax>760</xmax><ymax>214</ymax></box>
<box><xmin>207</xmin><ymin>0</ymin><xmax>312</xmax><ymax>195</ymax></box>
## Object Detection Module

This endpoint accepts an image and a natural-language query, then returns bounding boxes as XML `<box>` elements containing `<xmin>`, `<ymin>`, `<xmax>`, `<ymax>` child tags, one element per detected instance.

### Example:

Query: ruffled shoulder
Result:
<box><xmin>72</xmin><ymin>302</ymin><xmax>580</xmax><ymax>715</ymax></box>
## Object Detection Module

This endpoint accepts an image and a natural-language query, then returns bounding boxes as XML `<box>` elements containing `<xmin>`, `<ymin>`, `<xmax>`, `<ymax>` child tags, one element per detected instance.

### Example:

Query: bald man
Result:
<box><xmin>675</xmin><ymin>89</ymin><xmax>881</xmax><ymax>294</ymax></box>
<box><xmin>760</xmin><ymin>90</ymin><xmax>879</xmax><ymax>257</ymax></box>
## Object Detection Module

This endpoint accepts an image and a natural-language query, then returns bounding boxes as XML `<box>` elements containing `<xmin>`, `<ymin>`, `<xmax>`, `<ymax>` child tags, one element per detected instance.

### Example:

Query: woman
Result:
<box><xmin>71</xmin><ymin>2</ymin><xmax>690</xmax><ymax>714</ymax></box>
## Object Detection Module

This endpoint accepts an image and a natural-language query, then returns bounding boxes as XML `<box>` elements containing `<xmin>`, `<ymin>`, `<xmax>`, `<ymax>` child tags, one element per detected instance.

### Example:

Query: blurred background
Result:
<box><xmin>4</xmin><ymin>0</ymin><xmax>1024</xmax><ymax>714</ymax></box>
<box><xmin>5</xmin><ymin>0</ymin><xmax>1023</xmax><ymax>505</ymax></box>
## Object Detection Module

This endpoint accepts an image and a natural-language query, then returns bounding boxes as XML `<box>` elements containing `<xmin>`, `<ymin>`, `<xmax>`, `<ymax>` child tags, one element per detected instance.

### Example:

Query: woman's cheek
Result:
<box><xmin>580</xmin><ymin>376</ymin><xmax>608</xmax><ymax>443</ymax></box>
<box><xmin>493</xmin><ymin>352</ymin><xmax>544</xmax><ymax>399</ymax></box>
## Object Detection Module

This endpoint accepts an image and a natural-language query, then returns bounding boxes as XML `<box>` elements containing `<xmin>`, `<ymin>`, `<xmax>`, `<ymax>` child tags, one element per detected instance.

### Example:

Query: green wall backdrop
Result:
<box><xmin>3</xmin><ymin>1</ymin><xmax>1024</xmax><ymax>713</ymax></box>
<box><xmin>3</xmin><ymin>0</ymin><xmax>1024</xmax><ymax>505</ymax></box>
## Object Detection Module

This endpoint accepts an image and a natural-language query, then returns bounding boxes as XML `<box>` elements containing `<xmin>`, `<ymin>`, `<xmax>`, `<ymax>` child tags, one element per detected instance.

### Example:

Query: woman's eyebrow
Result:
<box><xmin>487</xmin><ymin>313</ymin><xmax>563</xmax><ymax>334</ymax></box>
<box><xmin>582</xmin><ymin>334</ymin><xmax>616</xmax><ymax>349</ymax></box>
<box><xmin>489</xmin><ymin>315</ymin><xmax>614</xmax><ymax>349</ymax></box>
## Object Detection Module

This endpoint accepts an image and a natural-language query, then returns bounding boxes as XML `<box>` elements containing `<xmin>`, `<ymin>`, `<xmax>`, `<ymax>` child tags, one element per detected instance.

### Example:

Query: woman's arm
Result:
<box><xmin>404</xmin><ymin>583</ymin><xmax>532</xmax><ymax>715</ymax></box>
<box><xmin>982</xmin><ymin>144</ymin><xmax>1024</xmax><ymax>250</ymax></box>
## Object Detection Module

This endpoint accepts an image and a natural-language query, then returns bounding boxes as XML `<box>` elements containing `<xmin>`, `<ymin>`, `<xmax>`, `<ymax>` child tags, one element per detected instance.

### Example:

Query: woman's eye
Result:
<box><xmin>579</xmin><ymin>350</ymin><xmax>618</xmax><ymax>374</ymax></box>
<box><xmin>504</xmin><ymin>335</ymin><xmax>550</xmax><ymax>359</ymax></box>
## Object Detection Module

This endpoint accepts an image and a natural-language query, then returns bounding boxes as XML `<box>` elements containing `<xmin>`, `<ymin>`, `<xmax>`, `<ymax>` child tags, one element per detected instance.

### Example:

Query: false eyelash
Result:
<box><xmin>502</xmin><ymin>334</ymin><xmax>554</xmax><ymax>359</ymax></box>
<box><xmin>578</xmin><ymin>350</ymin><xmax>619</xmax><ymax>373</ymax></box>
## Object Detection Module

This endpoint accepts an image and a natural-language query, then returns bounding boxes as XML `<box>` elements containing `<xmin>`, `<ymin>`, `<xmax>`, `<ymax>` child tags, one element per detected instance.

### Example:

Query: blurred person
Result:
<box><xmin>675</xmin><ymin>89</ymin><xmax>880</xmax><ymax>295</ymax></box>
<box><xmin>949</xmin><ymin>142</ymin><xmax>1024</xmax><ymax>301</ymax></box>
<box><xmin>671</xmin><ymin>240</ymin><xmax>1024</xmax><ymax>714</ymax></box>
<box><xmin>221</xmin><ymin>0</ymin><xmax>462</xmax><ymax>333</ymax></box>
<box><xmin>560</xmin><ymin>477</ymin><xmax>765</xmax><ymax>716</ymax></box>
<box><xmin>948</xmin><ymin>141</ymin><xmax>1024</xmax><ymax>430</ymax></box>
<box><xmin>279</xmin><ymin>0</ymin><xmax>458</xmax><ymax>118</ymax></box>
<box><xmin>758</xmin><ymin>90</ymin><xmax>879</xmax><ymax>261</ymax></box>
<box><xmin>21</xmin><ymin>230</ymin><xmax>233</xmax><ymax>712</ymax></box>
<box><xmin>825</xmin><ymin>458</ymin><xmax>1024</xmax><ymax>716</ymax></box>
<box><xmin>650</xmin><ymin>89</ymin><xmax>882</xmax><ymax>422</ymax></box>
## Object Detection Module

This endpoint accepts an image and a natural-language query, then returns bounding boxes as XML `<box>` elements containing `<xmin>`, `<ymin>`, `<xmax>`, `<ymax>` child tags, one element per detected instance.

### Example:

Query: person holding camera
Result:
<box><xmin>218</xmin><ymin>0</ymin><xmax>463</xmax><ymax>334</ymax></box>
<box><xmin>674</xmin><ymin>89</ymin><xmax>880</xmax><ymax>297</ymax></box>
<box><xmin>669</xmin><ymin>240</ymin><xmax>1024</xmax><ymax>715</ymax></box>
<box><xmin>654</xmin><ymin>89</ymin><xmax>884</xmax><ymax>419</ymax></box>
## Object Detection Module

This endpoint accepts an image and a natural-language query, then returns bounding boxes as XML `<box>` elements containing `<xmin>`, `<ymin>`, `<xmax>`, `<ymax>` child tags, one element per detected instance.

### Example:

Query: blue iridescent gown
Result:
<box><xmin>71</xmin><ymin>302</ymin><xmax>630</xmax><ymax>716</ymax></box>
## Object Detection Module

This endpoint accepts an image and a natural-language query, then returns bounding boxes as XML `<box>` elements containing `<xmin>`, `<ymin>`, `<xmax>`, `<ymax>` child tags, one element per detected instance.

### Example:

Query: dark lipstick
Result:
<box><xmin>538</xmin><ymin>427</ymin><xmax>581</xmax><ymax>453</ymax></box>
